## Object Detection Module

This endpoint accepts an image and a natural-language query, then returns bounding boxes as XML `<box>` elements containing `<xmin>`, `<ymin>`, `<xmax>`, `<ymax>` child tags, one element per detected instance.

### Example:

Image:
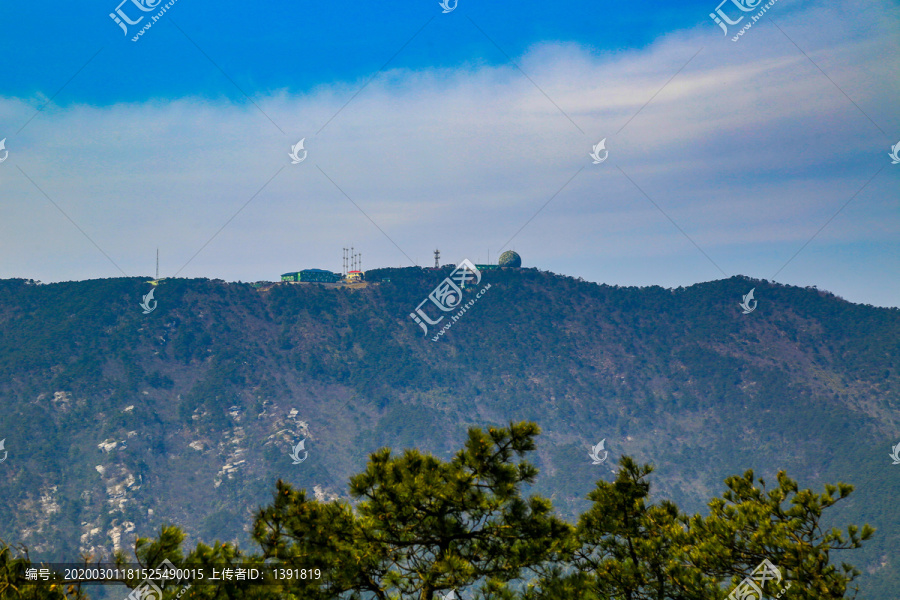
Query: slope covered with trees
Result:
<box><xmin>0</xmin><ymin>269</ymin><xmax>897</xmax><ymax>597</ymax></box>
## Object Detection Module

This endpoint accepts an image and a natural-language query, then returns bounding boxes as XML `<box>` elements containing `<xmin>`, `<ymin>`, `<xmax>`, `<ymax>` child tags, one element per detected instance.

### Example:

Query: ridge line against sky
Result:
<box><xmin>0</xmin><ymin>0</ymin><xmax>897</xmax><ymax>307</ymax></box>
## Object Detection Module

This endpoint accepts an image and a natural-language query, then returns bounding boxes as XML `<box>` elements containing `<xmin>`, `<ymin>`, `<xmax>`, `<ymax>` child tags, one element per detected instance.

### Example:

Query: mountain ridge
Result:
<box><xmin>0</xmin><ymin>269</ymin><xmax>897</xmax><ymax>597</ymax></box>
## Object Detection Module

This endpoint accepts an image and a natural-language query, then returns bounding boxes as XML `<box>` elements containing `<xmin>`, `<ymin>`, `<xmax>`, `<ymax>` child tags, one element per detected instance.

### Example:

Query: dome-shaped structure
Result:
<box><xmin>498</xmin><ymin>250</ymin><xmax>522</xmax><ymax>268</ymax></box>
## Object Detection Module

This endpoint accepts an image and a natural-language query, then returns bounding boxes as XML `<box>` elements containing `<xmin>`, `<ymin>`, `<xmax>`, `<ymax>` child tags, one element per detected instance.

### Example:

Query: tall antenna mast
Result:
<box><xmin>434</xmin><ymin>249</ymin><xmax>440</xmax><ymax>269</ymax></box>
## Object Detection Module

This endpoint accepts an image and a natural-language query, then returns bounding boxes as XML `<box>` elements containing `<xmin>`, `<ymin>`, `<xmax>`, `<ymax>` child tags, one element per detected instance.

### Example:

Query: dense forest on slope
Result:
<box><xmin>0</xmin><ymin>268</ymin><xmax>897</xmax><ymax>597</ymax></box>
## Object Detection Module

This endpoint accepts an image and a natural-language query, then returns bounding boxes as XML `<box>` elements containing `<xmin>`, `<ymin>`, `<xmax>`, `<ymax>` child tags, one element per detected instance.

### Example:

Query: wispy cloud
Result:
<box><xmin>1</xmin><ymin>0</ymin><xmax>897</xmax><ymax>305</ymax></box>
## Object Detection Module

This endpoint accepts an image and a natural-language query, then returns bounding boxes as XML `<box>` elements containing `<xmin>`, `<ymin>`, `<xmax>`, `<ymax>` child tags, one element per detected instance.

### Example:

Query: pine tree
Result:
<box><xmin>685</xmin><ymin>469</ymin><xmax>874</xmax><ymax>599</ymax></box>
<box><xmin>525</xmin><ymin>457</ymin><xmax>873</xmax><ymax>600</ymax></box>
<box><xmin>253</xmin><ymin>422</ymin><xmax>573</xmax><ymax>600</ymax></box>
<box><xmin>0</xmin><ymin>540</ymin><xmax>90</xmax><ymax>600</ymax></box>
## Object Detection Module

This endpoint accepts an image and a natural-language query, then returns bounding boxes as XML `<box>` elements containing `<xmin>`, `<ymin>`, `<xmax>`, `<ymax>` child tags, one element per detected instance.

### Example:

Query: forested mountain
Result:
<box><xmin>0</xmin><ymin>268</ymin><xmax>897</xmax><ymax>597</ymax></box>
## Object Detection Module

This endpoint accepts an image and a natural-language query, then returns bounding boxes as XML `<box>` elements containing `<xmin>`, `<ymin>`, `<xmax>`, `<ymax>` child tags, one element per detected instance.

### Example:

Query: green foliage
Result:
<box><xmin>254</xmin><ymin>422</ymin><xmax>573</xmax><ymax>600</ymax></box>
<box><xmin>100</xmin><ymin>423</ymin><xmax>871</xmax><ymax>600</ymax></box>
<box><xmin>0</xmin><ymin>540</ymin><xmax>89</xmax><ymax>600</ymax></box>
<box><xmin>115</xmin><ymin>525</ymin><xmax>273</xmax><ymax>600</ymax></box>
<box><xmin>526</xmin><ymin>456</ymin><xmax>874</xmax><ymax>600</ymax></box>
<box><xmin>685</xmin><ymin>470</ymin><xmax>874</xmax><ymax>599</ymax></box>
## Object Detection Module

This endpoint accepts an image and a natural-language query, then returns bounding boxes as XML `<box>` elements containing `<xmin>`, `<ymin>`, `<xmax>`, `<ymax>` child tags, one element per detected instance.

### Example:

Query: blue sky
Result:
<box><xmin>3</xmin><ymin>1</ymin><xmax>713</xmax><ymax>104</ymax></box>
<box><xmin>1</xmin><ymin>0</ymin><xmax>898</xmax><ymax>306</ymax></box>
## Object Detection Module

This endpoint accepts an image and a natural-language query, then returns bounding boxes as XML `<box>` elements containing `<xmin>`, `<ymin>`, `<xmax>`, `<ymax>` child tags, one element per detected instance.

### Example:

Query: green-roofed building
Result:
<box><xmin>281</xmin><ymin>269</ymin><xmax>342</xmax><ymax>283</ymax></box>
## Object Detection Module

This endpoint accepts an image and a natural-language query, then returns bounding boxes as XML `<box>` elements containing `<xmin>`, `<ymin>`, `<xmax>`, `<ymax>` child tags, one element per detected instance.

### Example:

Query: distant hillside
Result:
<box><xmin>0</xmin><ymin>269</ymin><xmax>897</xmax><ymax>598</ymax></box>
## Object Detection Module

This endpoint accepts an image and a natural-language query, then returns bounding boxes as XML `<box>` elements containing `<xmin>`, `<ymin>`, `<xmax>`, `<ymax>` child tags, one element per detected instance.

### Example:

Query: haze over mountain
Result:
<box><xmin>0</xmin><ymin>268</ymin><xmax>897</xmax><ymax>598</ymax></box>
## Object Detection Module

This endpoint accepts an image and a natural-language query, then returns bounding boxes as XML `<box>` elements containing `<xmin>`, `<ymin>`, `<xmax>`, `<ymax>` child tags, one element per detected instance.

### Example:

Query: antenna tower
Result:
<box><xmin>343</xmin><ymin>246</ymin><xmax>363</xmax><ymax>275</ymax></box>
<box><xmin>434</xmin><ymin>249</ymin><xmax>440</xmax><ymax>269</ymax></box>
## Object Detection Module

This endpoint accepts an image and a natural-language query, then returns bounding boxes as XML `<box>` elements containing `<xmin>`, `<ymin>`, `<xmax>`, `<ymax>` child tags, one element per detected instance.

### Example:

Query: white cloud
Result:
<box><xmin>0</xmin><ymin>0</ymin><xmax>897</xmax><ymax>305</ymax></box>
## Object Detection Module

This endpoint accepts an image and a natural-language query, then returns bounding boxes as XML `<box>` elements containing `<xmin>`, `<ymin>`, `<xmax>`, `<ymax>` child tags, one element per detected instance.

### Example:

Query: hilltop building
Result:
<box><xmin>280</xmin><ymin>246</ymin><xmax>368</xmax><ymax>285</ymax></box>
<box><xmin>281</xmin><ymin>269</ymin><xmax>342</xmax><ymax>283</ymax></box>
<box><xmin>278</xmin><ymin>248</ymin><xmax>516</xmax><ymax>285</ymax></box>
